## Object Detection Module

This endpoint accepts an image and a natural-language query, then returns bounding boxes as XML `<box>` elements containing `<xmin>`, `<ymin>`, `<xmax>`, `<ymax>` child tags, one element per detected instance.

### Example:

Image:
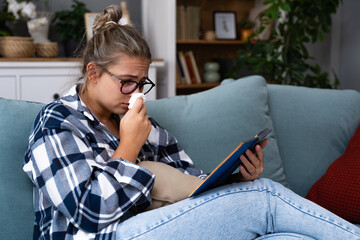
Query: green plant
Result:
<box><xmin>230</xmin><ymin>0</ymin><xmax>342</xmax><ymax>88</ymax></box>
<box><xmin>0</xmin><ymin>1</ymin><xmax>15</xmax><ymax>36</ymax></box>
<box><xmin>52</xmin><ymin>0</ymin><xmax>89</xmax><ymax>43</ymax></box>
<box><xmin>239</xmin><ymin>18</ymin><xmax>255</xmax><ymax>29</ymax></box>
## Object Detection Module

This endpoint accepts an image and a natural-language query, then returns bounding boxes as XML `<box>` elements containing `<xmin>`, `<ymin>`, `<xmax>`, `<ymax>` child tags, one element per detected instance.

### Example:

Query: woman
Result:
<box><xmin>23</xmin><ymin>5</ymin><xmax>360</xmax><ymax>240</ymax></box>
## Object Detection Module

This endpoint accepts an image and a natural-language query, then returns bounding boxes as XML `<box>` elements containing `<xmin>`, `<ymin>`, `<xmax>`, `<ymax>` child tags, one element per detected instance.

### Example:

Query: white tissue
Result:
<box><xmin>128</xmin><ymin>93</ymin><xmax>146</xmax><ymax>109</ymax></box>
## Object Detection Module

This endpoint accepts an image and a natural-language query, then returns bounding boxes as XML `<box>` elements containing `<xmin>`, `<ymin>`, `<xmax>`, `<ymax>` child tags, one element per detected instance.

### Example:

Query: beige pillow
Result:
<box><xmin>139</xmin><ymin>161</ymin><xmax>203</xmax><ymax>210</ymax></box>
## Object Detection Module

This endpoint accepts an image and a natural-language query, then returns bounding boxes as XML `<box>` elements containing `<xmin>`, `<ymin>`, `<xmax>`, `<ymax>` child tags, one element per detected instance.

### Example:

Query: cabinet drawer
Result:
<box><xmin>0</xmin><ymin>76</ymin><xmax>17</xmax><ymax>100</ymax></box>
<box><xmin>20</xmin><ymin>76</ymin><xmax>74</xmax><ymax>103</ymax></box>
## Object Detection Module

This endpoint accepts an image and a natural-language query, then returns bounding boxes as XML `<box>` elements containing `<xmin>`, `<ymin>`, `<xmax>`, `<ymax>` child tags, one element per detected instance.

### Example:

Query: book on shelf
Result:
<box><xmin>177</xmin><ymin>51</ymin><xmax>202</xmax><ymax>85</ymax></box>
<box><xmin>184</xmin><ymin>53</ymin><xmax>197</xmax><ymax>84</ymax></box>
<box><xmin>176</xmin><ymin>60</ymin><xmax>182</xmax><ymax>85</ymax></box>
<box><xmin>176</xmin><ymin>52</ymin><xmax>185</xmax><ymax>84</ymax></box>
<box><xmin>176</xmin><ymin>5</ymin><xmax>200</xmax><ymax>40</ymax></box>
<box><xmin>177</xmin><ymin>51</ymin><xmax>191</xmax><ymax>85</ymax></box>
<box><xmin>186</xmin><ymin>51</ymin><xmax>201</xmax><ymax>84</ymax></box>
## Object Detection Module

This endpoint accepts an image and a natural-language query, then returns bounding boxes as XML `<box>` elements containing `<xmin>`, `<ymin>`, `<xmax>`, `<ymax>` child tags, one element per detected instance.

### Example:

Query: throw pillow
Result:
<box><xmin>306</xmin><ymin>124</ymin><xmax>360</xmax><ymax>223</ymax></box>
<box><xmin>138</xmin><ymin>161</ymin><xmax>203</xmax><ymax>210</ymax></box>
<box><xmin>146</xmin><ymin>75</ymin><xmax>288</xmax><ymax>187</ymax></box>
<box><xmin>268</xmin><ymin>84</ymin><xmax>360</xmax><ymax>196</ymax></box>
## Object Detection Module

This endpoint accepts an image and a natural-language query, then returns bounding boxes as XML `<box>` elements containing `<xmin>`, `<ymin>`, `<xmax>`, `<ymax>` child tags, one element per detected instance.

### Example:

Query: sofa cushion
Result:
<box><xmin>306</xmin><ymin>124</ymin><xmax>360</xmax><ymax>223</ymax></box>
<box><xmin>0</xmin><ymin>98</ymin><xmax>44</xmax><ymax>239</ymax></box>
<box><xmin>267</xmin><ymin>84</ymin><xmax>360</xmax><ymax>196</ymax></box>
<box><xmin>146</xmin><ymin>75</ymin><xmax>288</xmax><ymax>186</ymax></box>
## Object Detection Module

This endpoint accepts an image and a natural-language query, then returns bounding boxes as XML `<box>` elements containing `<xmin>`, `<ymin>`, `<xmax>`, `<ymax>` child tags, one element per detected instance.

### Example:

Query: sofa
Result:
<box><xmin>1</xmin><ymin>75</ymin><xmax>359</xmax><ymax>239</ymax></box>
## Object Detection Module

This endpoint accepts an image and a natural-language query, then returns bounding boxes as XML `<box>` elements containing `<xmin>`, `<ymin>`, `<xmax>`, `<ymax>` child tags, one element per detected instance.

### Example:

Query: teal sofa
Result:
<box><xmin>1</xmin><ymin>75</ymin><xmax>359</xmax><ymax>239</ymax></box>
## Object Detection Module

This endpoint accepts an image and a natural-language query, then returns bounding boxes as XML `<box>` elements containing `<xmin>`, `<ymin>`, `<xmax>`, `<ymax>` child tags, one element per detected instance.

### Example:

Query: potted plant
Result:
<box><xmin>238</xmin><ymin>18</ymin><xmax>255</xmax><ymax>41</ymax></box>
<box><xmin>230</xmin><ymin>0</ymin><xmax>341</xmax><ymax>89</ymax></box>
<box><xmin>52</xmin><ymin>0</ymin><xmax>89</xmax><ymax>57</ymax></box>
<box><xmin>0</xmin><ymin>1</ymin><xmax>16</xmax><ymax>36</ymax></box>
<box><xmin>0</xmin><ymin>0</ymin><xmax>38</xmax><ymax>57</ymax></box>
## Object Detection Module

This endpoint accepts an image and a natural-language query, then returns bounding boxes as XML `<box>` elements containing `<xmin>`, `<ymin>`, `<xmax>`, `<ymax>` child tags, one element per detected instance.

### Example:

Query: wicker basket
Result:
<box><xmin>0</xmin><ymin>37</ymin><xmax>36</xmax><ymax>58</ymax></box>
<box><xmin>35</xmin><ymin>42</ymin><xmax>59</xmax><ymax>57</ymax></box>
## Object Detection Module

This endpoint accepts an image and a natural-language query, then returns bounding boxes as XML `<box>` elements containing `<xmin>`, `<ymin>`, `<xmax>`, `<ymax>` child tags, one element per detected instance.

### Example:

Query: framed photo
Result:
<box><xmin>213</xmin><ymin>12</ymin><xmax>237</xmax><ymax>40</ymax></box>
<box><xmin>84</xmin><ymin>13</ymin><xmax>100</xmax><ymax>40</ymax></box>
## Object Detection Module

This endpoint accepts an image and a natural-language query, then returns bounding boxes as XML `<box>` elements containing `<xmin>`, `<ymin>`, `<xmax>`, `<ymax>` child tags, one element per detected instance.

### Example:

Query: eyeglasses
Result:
<box><xmin>102</xmin><ymin>67</ymin><xmax>155</xmax><ymax>95</ymax></box>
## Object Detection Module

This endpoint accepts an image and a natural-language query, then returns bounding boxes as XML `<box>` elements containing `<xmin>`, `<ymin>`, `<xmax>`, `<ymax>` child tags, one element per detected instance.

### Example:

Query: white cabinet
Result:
<box><xmin>0</xmin><ymin>60</ymin><xmax>81</xmax><ymax>103</ymax></box>
<box><xmin>0</xmin><ymin>76</ymin><xmax>16</xmax><ymax>99</ymax></box>
<box><xmin>0</xmin><ymin>59</ymin><xmax>164</xmax><ymax>103</ymax></box>
<box><xmin>20</xmin><ymin>76</ymin><xmax>73</xmax><ymax>103</ymax></box>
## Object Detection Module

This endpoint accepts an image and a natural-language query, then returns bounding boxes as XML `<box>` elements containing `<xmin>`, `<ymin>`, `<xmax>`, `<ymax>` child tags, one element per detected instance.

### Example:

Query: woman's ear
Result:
<box><xmin>86</xmin><ymin>62</ymin><xmax>98</xmax><ymax>83</ymax></box>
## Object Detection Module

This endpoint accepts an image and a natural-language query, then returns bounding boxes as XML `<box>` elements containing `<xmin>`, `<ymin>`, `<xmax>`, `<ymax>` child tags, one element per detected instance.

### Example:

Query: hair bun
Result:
<box><xmin>92</xmin><ymin>5</ymin><xmax>123</xmax><ymax>32</ymax></box>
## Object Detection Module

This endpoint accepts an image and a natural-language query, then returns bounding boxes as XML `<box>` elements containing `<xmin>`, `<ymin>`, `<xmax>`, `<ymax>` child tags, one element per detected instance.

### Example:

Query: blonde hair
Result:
<box><xmin>78</xmin><ymin>5</ymin><xmax>152</xmax><ymax>93</ymax></box>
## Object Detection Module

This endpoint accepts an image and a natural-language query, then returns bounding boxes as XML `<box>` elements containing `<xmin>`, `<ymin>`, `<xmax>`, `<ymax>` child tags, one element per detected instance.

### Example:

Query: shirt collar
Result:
<box><xmin>60</xmin><ymin>84</ymin><xmax>97</xmax><ymax>122</ymax></box>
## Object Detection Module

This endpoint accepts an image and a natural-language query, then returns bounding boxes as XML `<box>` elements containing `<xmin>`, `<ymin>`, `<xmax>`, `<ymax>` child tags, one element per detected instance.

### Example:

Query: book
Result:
<box><xmin>176</xmin><ymin>52</ymin><xmax>186</xmax><ymax>84</ymax></box>
<box><xmin>177</xmin><ymin>5</ymin><xmax>200</xmax><ymax>40</ymax></box>
<box><xmin>176</xmin><ymin>60</ymin><xmax>182</xmax><ymax>85</ymax></box>
<box><xmin>176</xmin><ymin>6</ymin><xmax>181</xmax><ymax>40</ymax></box>
<box><xmin>188</xmin><ymin>128</ymin><xmax>272</xmax><ymax>198</ymax></box>
<box><xmin>178</xmin><ymin>51</ymin><xmax>191</xmax><ymax>84</ymax></box>
<box><xmin>179</xmin><ymin>5</ymin><xmax>186</xmax><ymax>40</ymax></box>
<box><xmin>186</xmin><ymin>51</ymin><xmax>202</xmax><ymax>84</ymax></box>
<box><xmin>190</xmin><ymin>6</ymin><xmax>200</xmax><ymax>40</ymax></box>
<box><xmin>184</xmin><ymin>53</ymin><xmax>197</xmax><ymax>84</ymax></box>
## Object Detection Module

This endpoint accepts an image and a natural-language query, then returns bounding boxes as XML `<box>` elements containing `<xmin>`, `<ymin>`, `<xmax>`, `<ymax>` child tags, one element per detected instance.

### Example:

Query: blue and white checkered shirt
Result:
<box><xmin>23</xmin><ymin>85</ymin><xmax>205</xmax><ymax>240</ymax></box>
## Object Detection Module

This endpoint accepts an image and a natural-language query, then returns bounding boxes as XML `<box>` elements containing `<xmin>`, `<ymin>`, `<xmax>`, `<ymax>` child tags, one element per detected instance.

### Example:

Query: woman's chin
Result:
<box><xmin>114</xmin><ymin>103</ymin><xmax>129</xmax><ymax>115</ymax></box>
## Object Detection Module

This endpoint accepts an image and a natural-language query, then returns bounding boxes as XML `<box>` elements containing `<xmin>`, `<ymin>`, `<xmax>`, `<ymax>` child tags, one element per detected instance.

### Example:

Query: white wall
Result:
<box><xmin>337</xmin><ymin>0</ymin><xmax>360</xmax><ymax>91</ymax></box>
<box><xmin>141</xmin><ymin>0</ymin><xmax>176</xmax><ymax>98</ymax></box>
<box><xmin>305</xmin><ymin>0</ymin><xmax>360</xmax><ymax>91</ymax></box>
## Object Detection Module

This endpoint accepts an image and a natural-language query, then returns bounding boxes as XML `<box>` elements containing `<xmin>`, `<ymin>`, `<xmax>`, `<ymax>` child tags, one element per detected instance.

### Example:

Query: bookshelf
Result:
<box><xmin>175</xmin><ymin>0</ymin><xmax>254</xmax><ymax>95</ymax></box>
<box><xmin>141</xmin><ymin>0</ymin><xmax>255</xmax><ymax>98</ymax></box>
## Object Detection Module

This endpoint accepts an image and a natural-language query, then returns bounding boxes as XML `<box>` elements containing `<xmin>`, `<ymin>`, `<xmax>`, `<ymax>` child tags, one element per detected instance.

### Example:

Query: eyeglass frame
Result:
<box><xmin>101</xmin><ymin>67</ymin><xmax>156</xmax><ymax>95</ymax></box>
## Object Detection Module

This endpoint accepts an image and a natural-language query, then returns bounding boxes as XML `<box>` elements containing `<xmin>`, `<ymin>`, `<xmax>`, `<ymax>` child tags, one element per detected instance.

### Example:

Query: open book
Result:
<box><xmin>188</xmin><ymin>128</ymin><xmax>272</xmax><ymax>198</ymax></box>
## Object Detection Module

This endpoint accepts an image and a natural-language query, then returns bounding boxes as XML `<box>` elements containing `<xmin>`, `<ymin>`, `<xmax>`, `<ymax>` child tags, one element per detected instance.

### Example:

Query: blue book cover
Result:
<box><xmin>176</xmin><ymin>52</ymin><xmax>185</xmax><ymax>78</ymax></box>
<box><xmin>188</xmin><ymin>128</ymin><xmax>271</xmax><ymax>198</ymax></box>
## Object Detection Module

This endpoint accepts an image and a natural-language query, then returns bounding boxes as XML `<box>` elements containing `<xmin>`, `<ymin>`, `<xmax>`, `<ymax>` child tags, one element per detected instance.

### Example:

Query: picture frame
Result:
<box><xmin>84</xmin><ymin>13</ymin><xmax>100</xmax><ymax>40</ymax></box>
<box><xmin>213</xmin><ymin>11</ymin><xmax>237</xmax><ymax>40</ymax></box>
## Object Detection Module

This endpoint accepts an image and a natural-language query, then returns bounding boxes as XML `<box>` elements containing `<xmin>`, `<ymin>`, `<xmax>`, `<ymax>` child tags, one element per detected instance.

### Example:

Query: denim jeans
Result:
<box><xmin>116</xmin><ymin>178</ymin><xmax>360</xmax><ymax>240</ymax></box>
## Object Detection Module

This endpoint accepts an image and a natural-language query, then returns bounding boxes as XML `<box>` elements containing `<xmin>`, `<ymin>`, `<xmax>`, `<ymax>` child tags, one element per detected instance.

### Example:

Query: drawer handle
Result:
<box><xmin>53</xmin><ymin>93</ymin><xmax>60</xmax><ymax>100</ymax></box>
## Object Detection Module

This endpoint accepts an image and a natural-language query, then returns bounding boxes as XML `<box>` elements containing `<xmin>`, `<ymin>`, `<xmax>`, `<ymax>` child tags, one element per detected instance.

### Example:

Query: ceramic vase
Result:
<box><xmin>203</xmin><ymin>62</ymin><xmax>220</xmax><ymax>83</ymax></box>
<box><xmin>27</xmin><ymin>12</ymin><xmax>54</xmax><ymax>43</ymax></box>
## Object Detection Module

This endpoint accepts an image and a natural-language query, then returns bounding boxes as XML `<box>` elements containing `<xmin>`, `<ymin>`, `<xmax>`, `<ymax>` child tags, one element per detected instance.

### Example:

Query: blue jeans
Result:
<box><xmin>116</xmin><ymin>178</ymin><xmax>360</xmax><ymax>239</ymax></box>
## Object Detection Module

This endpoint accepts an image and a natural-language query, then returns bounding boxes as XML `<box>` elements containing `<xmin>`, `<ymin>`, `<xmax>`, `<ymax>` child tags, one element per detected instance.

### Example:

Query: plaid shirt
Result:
<box><xmin>23</xmin><ymin>85</ymin><xmax>205</xmax><ymax>240</ymax></box>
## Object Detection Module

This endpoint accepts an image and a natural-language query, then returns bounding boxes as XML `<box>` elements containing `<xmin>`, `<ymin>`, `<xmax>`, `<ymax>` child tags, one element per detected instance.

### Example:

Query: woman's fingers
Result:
<box><xmin>239</xmin><ymin>145</ymin><xmax>265</xmax><ymax>181</ymax></box>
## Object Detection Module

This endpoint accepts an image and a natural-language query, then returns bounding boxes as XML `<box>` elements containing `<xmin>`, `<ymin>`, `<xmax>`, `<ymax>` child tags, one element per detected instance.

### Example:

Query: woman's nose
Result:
<box><xmin>132</xmin><ymin>86</ymin><xmax>142</xmax><ymax>94</ymax></box>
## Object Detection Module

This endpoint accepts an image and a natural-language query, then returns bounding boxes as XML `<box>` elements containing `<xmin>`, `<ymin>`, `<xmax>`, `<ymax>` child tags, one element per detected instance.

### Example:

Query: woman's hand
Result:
<box><xmin>239</xmin><ymin>139</ymin><xmax>269</xmax><ymax>181</ymax></box>
<box><xmin>226</xmin><ymin>139</ymin><xmax>269</xmax><ymax>184</ymax></box>
<box><xmin>112</xmin><ymin>98</ymin><xmax>151</xmax><ymax>163</ymax></box>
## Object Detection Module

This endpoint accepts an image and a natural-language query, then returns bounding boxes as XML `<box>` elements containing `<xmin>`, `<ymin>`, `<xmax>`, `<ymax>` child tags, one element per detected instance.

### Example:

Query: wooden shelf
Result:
<box><xmin>0</xmin><ymin>57</ymin><xmax>81</xmax><ymax>62</ymax></box>
<box><xmin>175</xmin><ymin>0</ymin><xmax>254</xmax><ymax>95</ymax></box>
<box><xmin>177</xmin><ymin>40</ymin><xmax>246</xmax><ymax>45</ymax></box>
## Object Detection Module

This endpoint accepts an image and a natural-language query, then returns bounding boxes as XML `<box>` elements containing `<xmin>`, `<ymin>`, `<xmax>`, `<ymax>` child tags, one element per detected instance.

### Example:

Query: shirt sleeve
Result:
<box><xmin>147</xmin><ymin>118</ymin><xmax>207</xmax><ymax>179</ymax></box>
<box><xmin>24</xmin><ymin>115</ymin><xmax>155</xmax><ymax>233</ymax></box>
